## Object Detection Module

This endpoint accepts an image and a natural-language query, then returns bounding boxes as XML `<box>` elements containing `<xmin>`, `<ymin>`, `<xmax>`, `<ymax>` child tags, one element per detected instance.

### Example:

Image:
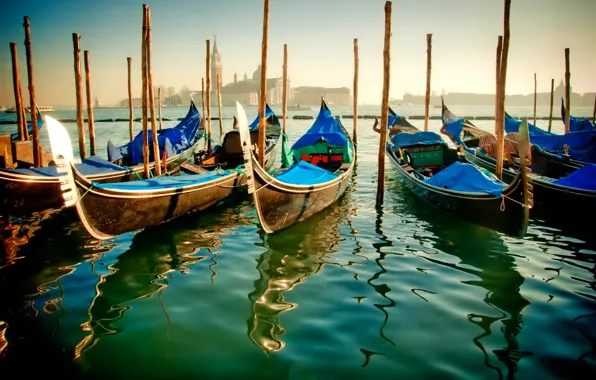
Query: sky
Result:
<box><xmin>0</xmin><ymin>0</ymin><xmax>595</xmax><ymax>107</ymax></box>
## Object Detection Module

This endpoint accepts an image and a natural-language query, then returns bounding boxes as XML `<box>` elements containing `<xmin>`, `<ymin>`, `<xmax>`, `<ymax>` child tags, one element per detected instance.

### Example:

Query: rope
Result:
<box><xmin>121</xmin><ymin>166</ymin><xmax>143</xmax><ymax>181</ymax></box>
<box><xmin>79</xmin><ymin>183</ymin><xmax>94</xmax><ymax>201</ymax></box>
<box><xmin>500</xmin><ymin>193</ymin><xmax>532</xmax><ymax>210</ymax></box>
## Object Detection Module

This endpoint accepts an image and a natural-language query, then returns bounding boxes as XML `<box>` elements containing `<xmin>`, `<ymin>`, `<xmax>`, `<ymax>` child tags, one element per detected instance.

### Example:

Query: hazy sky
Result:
<box><xmin>0</xmin><ymin>0</ymin><xmax>594</xmax><ymax>107</ymax></box>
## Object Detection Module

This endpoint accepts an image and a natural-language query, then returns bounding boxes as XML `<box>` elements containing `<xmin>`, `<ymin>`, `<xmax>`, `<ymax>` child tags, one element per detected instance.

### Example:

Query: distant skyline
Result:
<box><xmin>0</xmin><ymin>0</ymin><xmax>595</xmax><ymax>107</ymax></box>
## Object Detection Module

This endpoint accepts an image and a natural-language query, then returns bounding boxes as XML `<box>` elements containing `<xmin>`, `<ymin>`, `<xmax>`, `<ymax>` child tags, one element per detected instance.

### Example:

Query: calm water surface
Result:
<box><xmin>0</xmin><ymin>105</ymin><xmax>595</xmax><ymax>379</ymax></box>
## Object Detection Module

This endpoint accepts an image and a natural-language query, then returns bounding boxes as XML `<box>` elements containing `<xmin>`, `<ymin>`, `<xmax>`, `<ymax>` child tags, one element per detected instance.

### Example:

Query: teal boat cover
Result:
<box><xmin>291</xmin><ymin>101</ymin><xmax>347</xmax><ymax>150</ymax></box>
<box><xmin>425</xmin><ymin>161</ymin><xmax>506</xmax><ymax>197</ymax></box>
<box><xmin>92</xmin><ymin>169</ymin><xmax>230</xmax><ymax>191</ymax></box>
<box><xmin>275</xmin><ymin>160</ymin><xmax>337</xmax><ymax>185</ymax></box>
<box><xmin>390</xmin><ymin>131</ymin><xmax>444</xmax><ymax>149</ymax></box>
<box><xmin>552</xmin><ymin>163</ymin><xmax>596</xmax><ymax>191</ymax></box>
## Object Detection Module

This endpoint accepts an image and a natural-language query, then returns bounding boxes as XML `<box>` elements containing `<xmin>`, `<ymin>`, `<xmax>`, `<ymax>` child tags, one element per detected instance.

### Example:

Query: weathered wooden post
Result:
<box><xmin>141</xmin><ymin>4</ymin><xmax>150</xmax><ymax>178</ymax></box>
<box><xmin>201</xmin><ymin>77</ymin><xmax>206</xmax><ymax>127</ymax></box>
<box><xmin>352</xmin><ymin>38</ymin><xmax>358</xmax><ymax>143</ymax></box>
<box><xmin>564</xmin><ymin>48</ymin><xmax>570</xmax><ymax>134</ymax></box>
<box><xmin>10</xmin><ymin>43</ymin><xmax>26</xmax><ymax>141</ymax></box>
<box><xmin>424</xmin><ymin>33</ymin><xmax>432</xmax><ymax>132</ymax></box>
<box><xmin>282</xmin><ymin>44</ymin><xmax>288</xmax><ymax>137</ymax></box>
<box><xmin>158</xmin><ymin>87</ymin><xmax>163</xmax><ymax>131</ymax></box>
<box><xmin>206</xmin><ymin>40</ymin><xmax>212</xmax><ymax>152</ymax></box>
<box><xmin>19</xmin><ymin>85</ymin><xmax>29</xmax><ymax>140</ymax></box>
<box><xmin>24</xmin><ymin>17</ymin><xmax>41</xmax><ymax>166</ymax></box>
<box><xmin>84</xmin><ymin>50</ymin><xmax>96</xmax><ymax>156</ymax></box>
<box><xmin>376</xmin><ymin>1</ymin><xmax>392</xmax><ymax>206</ymax></box>
<box><xmin>533</xmin><ymin>72</ymin><xmax>537</xmax><ymax>127</ymax></box>
<box><xmin>495</xmin><ymin>0</ymin><xmax>511</xmax><ymax>180</ymax></box>
<box><xmin>593</xmin><ymin>95</ymin><xmax>596</xmax><ymax>124</ymax></box>
<box><xmin>548</xmin><ymin>78</ymin><xmax>554</xmax><ymax>132</ymax></box>
<box><xmin>258</xmin><ymin>0</ymin><xmax>270</xmax><ymax>167</ymax></box>
<box><xmin>146</xmin><ymin>6</ymin><xmax>161</xmax><ymax>176</ymax></box>
<box><xmin>127</xmin><ymin>57</ymin><xmax>134</xmax><ymax>141</ymax></box>
<box><xmin>217</xmin><ymin>73</ymin><xmax>223</xmax><ymax>137</ymax></box>
<box><xmin>495</xmin><ymin>36</ymin><xmax>502</xmax><ymax>135</ymax></box>
<box><xmin>73</xmin><ymin>33</ymin><xmax>86</xmax><ymax>159</ymax></box>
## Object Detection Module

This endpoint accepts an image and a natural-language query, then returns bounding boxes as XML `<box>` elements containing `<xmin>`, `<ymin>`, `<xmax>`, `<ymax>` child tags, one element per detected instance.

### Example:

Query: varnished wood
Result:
<box><xmin>141</xmin><ymin>4</ymin><xmax>149</xmax><ymax>178</ymax></box>
<box><xmin>84</xmin><ymin>50</ymin><xmax>96</xmax><ymax>156</ymax></box>
<box><xmin>377</xmin><ymin>1</ymin><xmax>392</xmax><ymax>205</ymax></box>
<box><xmin>73</xmin><ymin>33</ymin><xmax>86</xmax><ymax>159</ymax></box>
<box><xmin>146</xmin><ymin>6</ymin><xmax>161</xmax><ymax>176</ymax></box>
<box><xmin>24</xmin><ymin>17</ymin><xmax>40</xmax><ymax>166</ymax></box>
<box><xmin>10</xmin><ymin>43</ymin><xmax>26</xmax><ymax>141</ymax></box>
<box><xmin>258</xmin><ymin>0</ymin><xmax>270</xmax><ymax>167</ymax></box>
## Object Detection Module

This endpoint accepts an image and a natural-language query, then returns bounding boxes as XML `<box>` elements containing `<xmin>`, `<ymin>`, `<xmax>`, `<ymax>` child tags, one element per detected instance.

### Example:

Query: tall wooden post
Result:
<box><xmin>206</xmin><ymin>40</ymin><xmax>212</xmax><ymax>152</ymax></box>
<box><xmin>24</xmin><ymin>17</ymin><xmax>41</xmax><ymax>166</ymax></box>
<box><xmin>84</xmin><ymin>50</ymin><xmax>96</xmax><ymax>156</ymax></box>
<box><xmin>217</xmin><ymin>73</ymin><xmax>223</xmax><ymax>137</ymax></box>
<box><xmin>258</xmin><ymin>0</ymin><xmax>270</xmax><ymax>167</ymax></box>
<box><xmin>201</xmin><ymin>77</ymin><xmax>206</xmax><ymax>130</ymax></box>
<box><xmin>158</xmin><ymin>87</ymin><xmax>163</xmax><ymax>131</ymax></box>
<box><xmin>10</xmin><ymin>43</ymin><xmax>26</xmax><ymax>141</ymax></box>
<box><xmin>495</xmin><ymin>36</ymin><xmax>502</xmax><ymax>135</ymax></box>
<box><xmin>593</xmin><ymin>95</ymin><xmax>596</xmax><ymax>124</ymax></box>
<box><xmin>352</xmin><ymin>39</ymin><xmax>358</xmax><ymax>143</ymax></box>
<box><xmin>282</xmin><ymin>44</ymin><xmax>288</xmax><ymax>136</ymax></box>
<box><xmin>376</xmin><ymin>1</ymin><xmax>392</xmax><ymax>206</ymax></box>
<box><xmin>19</xmin><ymin>85</ymin><xmax>29</xmax><ymax>140</ymax></box>
<box><xmin>72</xmin><ymin>33</ymin><xmax>86</xmax><ymax>159</ymax></box>
<box><xmin>548</xmin><ymin>78</ymin><xmax>554</xmax><ymax>132</ymax></box>
<box><xmin>495</xmin><ymin>0</ymin><xmax>511</xmax><ymax>180</ymax></box>
<box><xmin>564</xmin><ymin>48</ymin><xmax>570</xmax><ymax>134</ymax></box>
<box><xmin>141</xmin><ymin>4</ymin><xmax>150</xmax><ymax>178</ymax></box>
<box><xmin>146</xmin><ymin>6</ymin><xmax>161</xmax><ymax>176</ymax></box>
<box><xmin>127</xmin><ymin>57</ymin><xmax>134</xmax><ymax>141</ymax></box>
<box><xmin>533</xmin><ymin>72</ymin><xmax>537</xmax><ymax>126</ymax></box>
<box><xmin>424</xmin><ymin>33</ymin><xmax>432</xmax><ymax>132</ymax></box>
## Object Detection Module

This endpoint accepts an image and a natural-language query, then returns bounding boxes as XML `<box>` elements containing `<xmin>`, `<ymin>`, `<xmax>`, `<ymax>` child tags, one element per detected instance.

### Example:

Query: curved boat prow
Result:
<box><xmin>45</xmin><ymin>115</ymin><xmax>78</xmax><ymax>208</ymax></box>
<box><xmin>518</xmin><ymin>118</ymin><xmax>534</xmax><ymax>213</ymax></box>
<box><xmin>236</xmin><ymin>101</ymin><xmax>256</xmax><ymax>194</ymax></box>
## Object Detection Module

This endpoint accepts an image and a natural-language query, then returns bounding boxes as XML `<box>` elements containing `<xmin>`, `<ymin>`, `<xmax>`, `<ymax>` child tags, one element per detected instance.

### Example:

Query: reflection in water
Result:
<box><xmin>246</xmin><ymin>196</ymin><xmax>355</xmax><ymax>354</ymax></box>
<box><xmin>396</xmin><ymin>190</ymin><xmax>531</xmax><ymax>379</ymax></box>
<box><xmin>74</xmin><ymin>205</ymin><xmax>250</xmax><ymax>357</ymax></box>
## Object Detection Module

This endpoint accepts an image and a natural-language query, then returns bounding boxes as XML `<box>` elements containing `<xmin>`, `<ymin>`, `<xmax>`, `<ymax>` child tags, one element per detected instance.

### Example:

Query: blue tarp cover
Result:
<box><xmin>553</xmin><ymin>164</ymin><xmax>596</xmax><ymax>191</ymax></box>
<box><xmin>10</xmin><ymin>119</ymin><xmax>44</xmax><ymax>140</ymax></box>
<box><xmin>388</xmin><ymin>107</ymin><xmax>398</xmax><ymax>128</ymax></box>
<box><xmin>3</xmin><ymin>155</ymin><xmax>126</xmax><ymax>178</ymax></box>
<box><xmin>390</xmin><ymin>131</ymin><xmax>444</xmax><ymax>149</ymax></box>
<box><xmin>561</xmin><ymin>99</ymin><xmax>596</xmax><ymax>132</ymax></box>
<box><xmin>107</xmin><ymin>101</ymin><xmax>201</xmax><ymax>164</ymax></box>
<box><xmin>504</xmin><ymin>116</ymin><xmax>553</xmax><ymax>137</ymax></box>
<box><xmin>444</xmin><ymin>119</ymin><xmax>465</xmax><ymax>145</ymax></box>
<box><xmin>425</xmin><ymin>161</ymin><xmax>506</xmax><ymax>197</ymax></box>
<box><xmin>291</xmin><ymin>103</ymin><xmax>347</xmax><ymax>149</ymax></box>
<box><xmin>275</xmin><ymin>160</ymin><xmax>338</xmax><ymax>185</ymax></box>
<box><xmin>249</xmin><ymin>104</ymin><xmax>276</xmax><ymax>130</ymax></box>
<box><xmin>92</xmin><ymin>169</ymin><xmax>229</xmax><ymax>191</ymax></box>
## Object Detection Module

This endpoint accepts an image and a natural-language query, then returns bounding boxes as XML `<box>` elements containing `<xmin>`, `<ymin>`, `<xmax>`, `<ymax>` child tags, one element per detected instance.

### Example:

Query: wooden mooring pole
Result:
<box><xmin>376</xmin><ymin>1</ymin><xmax>392</xmax><ymax>206</ymax></box>
<box><xmin>24</xmin><ymin>17</ymin><xmax>41</xmax><ymax>166</ymax></box>
<box><xmin>533</xmin><ymin>73</ymin><xmax>537</xmax><ymax>127</ymax></box>
<box><xmin>495</xmin><ymin>0</ymin><xmax>511</xmax><ymax>181</ymax></box>
<box><xmin>217</xmin><ymin>73</ymin><xmax>223</xmax><ymax>137</ymax></box>
<box><xmin>19</xmin><ymin>84</ymin><xmax>28</xmax><ymax>140</ymax></box>
<box><xmin>84</xmin><ymin>50</ymin><xmax>96</xmax><ymax>156</ymax></box>
<box><xmin>564</xmin><ymin>48</ymin><xmax>570</xmax><ymax>134</ymax></box>
<box><xmin>283</xmin><ymin>44</ymin><xmax>288</xmax><ymax>137</ymax></box>
<box><xmin>146</xmin><ymin>6</ymin><xmax>161</xmax><ymax>176</ymax></box>
<box><xmin>353</xmin><ymin>38</ymin><xmax>358</xmax><ymax>143</ymax></box>
<box><xmin>127</xmin><ymin>57</ymin><xmax>134</xmax><ymax>141</ymax></box>
<box><xmin>258</xmin><ymin>0</ymin><xmax>270</xmax><ymax>168</ymax></box>
<box><xmin>495</xmin><ymin>36</ymin><xmax>502</xmax><ymax>135</ymax></box>
<box><xmin>141</xmin><ymin>4</ymin><xmax>150</xmax><ymax>178</ymax></box>
<box><xmin>72</xmin><ymin>33</ymin><xmax>86</xmax><ymax>159</ymax></box>
<box><xmin>424</xmin><ymin>33</ymin><xmax>432</xmax><ymax>132</ymax></box>
<box><xmin>548</xmin><ymin>78</ymin><xmax>554</xmax><ymax>132</ymax></box>
<box><xmin>10</xmin><ymin>43</ymin><xmax>26</xmax><ymax>141</ymax></box>
<box><xmin>206</xmin><ymin>40</ymin><xmax>212</xmax><ymax>152</ymax></box>
<box><xmin>158</xmin><ymin>87</ymin><xmax>163</xmax><ymax>131</ymax></box>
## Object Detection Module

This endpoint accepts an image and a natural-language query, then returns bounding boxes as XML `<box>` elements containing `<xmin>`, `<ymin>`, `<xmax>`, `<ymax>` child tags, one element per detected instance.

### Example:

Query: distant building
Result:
<box><xmin>292</xmin><ymin>87</ymin><xmax>351</xmax><ymax>107</ymax></box>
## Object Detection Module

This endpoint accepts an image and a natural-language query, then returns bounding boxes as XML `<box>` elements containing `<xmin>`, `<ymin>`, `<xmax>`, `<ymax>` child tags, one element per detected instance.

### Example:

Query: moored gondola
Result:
<box><xmin>45</xmin><ymin>107</ymin><xmax>279</xmax><ymax>240</ymax></box>
<box><xmin>0</xmin><ymin>100</ymin><xmax>203</xmax><ymax>215</ymax></box>
<box><xmin>380</xmin><ymin>107</ymin><xmax>532</xmax><ymax>238</ymax></box>
<box><xmin>238</xmin><ymin>99</ymin><xmax>355</xmax><ymax>234</ymax></box>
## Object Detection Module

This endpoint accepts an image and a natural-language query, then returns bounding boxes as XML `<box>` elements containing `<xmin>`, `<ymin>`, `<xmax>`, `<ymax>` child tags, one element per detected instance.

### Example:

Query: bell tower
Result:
<box><xmin>211</xmin><ymin>35</ymin><xmax>222</xmax><ymax>106</ymax></box>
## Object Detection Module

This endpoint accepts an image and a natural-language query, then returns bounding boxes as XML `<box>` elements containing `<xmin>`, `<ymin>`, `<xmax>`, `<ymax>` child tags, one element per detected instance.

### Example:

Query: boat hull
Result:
<box><xmin>387</xmin><ymin>148</ymin><xmax>529</xmax><ymax>238</ymax></box>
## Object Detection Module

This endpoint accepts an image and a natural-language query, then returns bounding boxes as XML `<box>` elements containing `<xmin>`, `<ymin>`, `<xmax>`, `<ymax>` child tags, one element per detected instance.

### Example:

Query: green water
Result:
<box><xmin>0</xmin><ymin>105</ymin><xmax>595</xmax><ymax>379</ymax></box>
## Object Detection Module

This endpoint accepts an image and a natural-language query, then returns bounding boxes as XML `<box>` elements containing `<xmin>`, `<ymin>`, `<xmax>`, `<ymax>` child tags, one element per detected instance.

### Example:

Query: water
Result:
<box><xmin>0</xmin><ymin>105</ymin><xmax>595</xmax><ymax>379</ymax></box>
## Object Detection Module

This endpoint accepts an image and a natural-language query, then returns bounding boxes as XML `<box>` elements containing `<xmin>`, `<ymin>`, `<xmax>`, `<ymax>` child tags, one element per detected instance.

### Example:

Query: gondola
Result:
<box><xmin>380</xmin><ymin>108</ymin><xmax>532</xmax><ymax>238</ymax></box>
<box><xmin>440</xmin><ymin>101</ymin><xmax>596</xmax><ymax>220</ymax></box>
<box><xmin>561</xmin><ymin>98</ymin><xmax>596</xmax><ymax>132</ymax></box>
<box><xmin>0</xmin><ymin>101</ymin><xmax>203</xmax><ymax>215</ymax></box>
<box><xmin>238</xmin><ymin>99</ymin><xmax>355</xmax><ymax>234</ymax></box>
<box><xmin>45</xmin><ymin>106</ymin><xmax>280</xmax><ymax>240</ymax></box>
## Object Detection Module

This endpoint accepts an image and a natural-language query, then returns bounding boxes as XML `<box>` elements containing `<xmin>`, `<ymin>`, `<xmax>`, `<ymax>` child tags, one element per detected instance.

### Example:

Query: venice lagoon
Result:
<box><xmin>0</xmin><ymin>104</ymin><xmax>595</xmax><ymax>379</ymax></box>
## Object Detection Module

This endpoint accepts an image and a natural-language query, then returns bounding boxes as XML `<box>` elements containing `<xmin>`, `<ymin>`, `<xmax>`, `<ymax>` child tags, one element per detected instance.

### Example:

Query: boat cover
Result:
<box><xmin>107</xmin><ymin>101</ymin><xmax>202</xmax><ymax>164</ymax></box>
<box><xmin>10</xmin><ymin>118</ymin><xmax>44</xmax><ymax>140</ymax></box>
<box><xmin>2</xmin><ymin>155</ymin><xmax>127</xmax><ymax>178</ymax></box>
<box><xmin>249</xmin><ymin>103</ymin><xmax>277</xmax><ymax>130</ymax></box>
<box><xmin>275</xmin><ymin>160</ymin><xmax>337</xmax><ymax>185</ymax></box>
<box><xmin>504</xmin><ymin>116</ymin><xmax>553</xmax><ymax>137</ymax></box>
<box><xmin>425</xmin><ymin>161</ymin><xmax>506</xmax><ymax>197</ymax></box>
<box><xmin>443</xmin><ymin>119</ymin><xmax>465</xmax><ymax>144</ymax></box>
<box><xmin>291</xmin><ymin>102</ymin><xmax>346</xmax><ymax>150</ymax></box>
<box><xmin>553</xmin><ymin>163</ymin><xmax>596</xmax><ymax>191</ymax></box>
<box><xmin>92</xmin><ymin>169</ymin><xmax>230</xmax><ymax>190</ymax></box>
<box><xmin>561</xmin><ymin>98</ymin><xmax>596</xmax><ymax>132</ymax></box>
<box><xmin>390</xmin><ymin>131</ymin><xmax>444</xmax><ymax>149</ymax></box>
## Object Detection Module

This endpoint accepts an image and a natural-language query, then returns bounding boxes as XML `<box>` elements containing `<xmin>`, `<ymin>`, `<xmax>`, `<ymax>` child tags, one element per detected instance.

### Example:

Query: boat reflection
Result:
<box><xmin>74</xmin><ymin>201</ymin><xmax>253</xmax><ymax>357</ymax></box>
<box><xmin>395</xmin><ymin>189</ymin><xmax>531</xmax><ymax>379</ymax></box>
<box><xmin>246</xmin><ymin>195</ymin><xmax>356</xmax><ymax>354</ymax></box>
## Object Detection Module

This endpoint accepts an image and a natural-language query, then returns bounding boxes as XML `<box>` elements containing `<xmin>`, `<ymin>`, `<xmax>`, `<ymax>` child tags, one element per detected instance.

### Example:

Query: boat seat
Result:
<box><xmin>221</xmin><ymin>130</ymin><xmax>260</xmax><ymax>156</ymax></box>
